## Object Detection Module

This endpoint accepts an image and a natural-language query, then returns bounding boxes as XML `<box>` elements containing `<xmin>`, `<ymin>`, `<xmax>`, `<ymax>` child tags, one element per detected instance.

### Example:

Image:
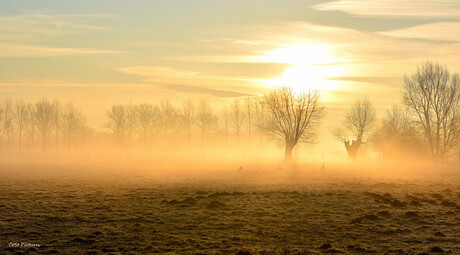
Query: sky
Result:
<box><xmin>1</xmin><ymin>0</ymin><xmax>460</xmax><ymax>131</ymax></box>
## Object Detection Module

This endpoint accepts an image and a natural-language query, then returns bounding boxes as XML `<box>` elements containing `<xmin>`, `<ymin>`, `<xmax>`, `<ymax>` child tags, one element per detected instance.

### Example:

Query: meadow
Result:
<box><xmin>1</xmin><ymin>162</ymin><xmax>459</xmax><ymax>254</ymax></box>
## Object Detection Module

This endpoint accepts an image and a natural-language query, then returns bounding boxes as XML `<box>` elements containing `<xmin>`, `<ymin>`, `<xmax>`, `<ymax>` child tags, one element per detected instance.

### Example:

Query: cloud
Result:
<box><xmin>158</xmin><ymin>84</ymin><xmax>253</xmax><ymax>98</ymax></box>
<box><xmin>378</xmin><ymin>22</ymin><xmax>460</xmax><ymax>42</ymax></box>
<box><xmin>0</xmin><ymin>42</ymin><xmax>117</xmax><ymax>57</ymax></box>
<box><xmin>0</xmin><ymin>11</ymin><xmax>113</xmax><ymax>45</ymax></box>
<box><xmin>116</xmin><ymin>66</ymin><xmax>198</xmax><ymax>79</ymax></box>
<box><xmin>327</xmin><ymin>76</ymin><xmax>402</xmax><ymax>86</ymax></box>
<box><xmin>118</xmin><ymin>22</ymin><xmax>460</xmax><ymax>98</ymax></box>
<box><xmin>116</xmin><ymin>66</ymin><xmax>260</xmax><ymax>97</ymax></box>
<box><xmin>185</xmin><ymin>22</ymin><xmax>460</xmax><ymax>66</ymax></box>
<box><xmin>312</xmin><ymin>0</ymin><xmax>460</xmax><ymax>18</ymax></box>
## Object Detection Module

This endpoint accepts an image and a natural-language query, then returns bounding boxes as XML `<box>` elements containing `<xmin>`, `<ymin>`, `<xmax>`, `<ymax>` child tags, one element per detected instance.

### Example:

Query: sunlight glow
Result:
<box><xmin>260</xmin><ymin>44</ymin><xmax>342</xmax><ymax>65</ymax></box>
<box><xmin>263</xmin><ymin>44</ymin><xmax>345</xmax><ymax>92</ymax></box>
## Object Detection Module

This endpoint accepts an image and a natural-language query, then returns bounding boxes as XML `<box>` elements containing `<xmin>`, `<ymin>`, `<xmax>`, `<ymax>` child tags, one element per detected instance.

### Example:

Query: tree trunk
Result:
<box><xmin>344</xmin><ymin>139</ymin><xmax>361</xmax><ymax>160</ymax></box>
<box><xmin>284</xmin><ymin>141</ymin><xmax>295</xmax><ymax>163</ymax></box>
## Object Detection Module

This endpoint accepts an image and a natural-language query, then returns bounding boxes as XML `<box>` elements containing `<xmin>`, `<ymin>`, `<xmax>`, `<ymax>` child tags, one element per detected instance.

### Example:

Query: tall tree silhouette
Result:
<box><xmin>53</xmin><ymin>99</ymin><xmax>62</xmax><ymax>153</ymax></box>
<box><xmin>35</xmin><ymin>99</ymin><xmax>55</xmax><ymax>152</ymax></box>
<box><xmin>135</xmin><ymin>103</ymin><xmax>158</xmax><ymax>150</ymax></box>
<box><xmin>1</xmin><ymin>99</ymin><xmax>14</xmax><ymax>152</ymax></box>
<box><xmin>62</xmin><ymin>102</ymin><xmax>86</xmax><ymax>152</ymax></box>
<box><xmin>105</xmin><ymin>104</ymin><xmax>127</xmax><ymax>149</ymax></box>
<box><xmin>14</xmin><ymin>99</ymin><xmax>28</xmax><ymax>153</ymax></box>
<box><xmin>230</xmin><ymin>99</ymin><xmax>245</xmax><ymax>148</ymax></box>
<box><xmin>196</xmin><ymin>98</ymin><xmax>215</xmax><ymax>149</ymax></box>
<box><xmin>334</xmin><ymin>98</ymin><xmax>375</xmax><ymax>160</ymax></box>
<box><xmin>403</xmin><ymin>61</ymin><xmax>460</xmax><ymax>160</ymax></box>
<box><xmin>263</xmin><ymin>87</ymin><xmax>325</xmax><ymax>163</ymax></box>
<box><xmin>182</xmin><ymin>99</ymin><xmax>195</xmax><ymax>151</ymax></box>
<box><xmin>221</xmin><ymin>106</ymin><xmax>230</xmax><ymax>147</ymax></box>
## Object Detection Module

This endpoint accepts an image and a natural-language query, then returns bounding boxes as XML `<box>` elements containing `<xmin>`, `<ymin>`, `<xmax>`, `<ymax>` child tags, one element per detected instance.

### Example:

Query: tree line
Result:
<box><xmin>1</xmin><ymin>61</ymin><xmax>459</xmax><ymax>163</ymax></box>
<box><xmin>102</xmin><ymin>61</ymin><xmax>460</xmax><ymax>163</ymax></box>
<box><xmin>334</xmin><ymin>61</ymin><xmax>460</xmax><ymax>162</ymax></box>
<box><xmin>103</xmin><ymin>97</ymin><xmax>268</xmax><ymax>155</ymax></box>
<box><xmin>0</xmin><ymin>98</ymin><xmax>88</xmax><ymax>153</ymax></box>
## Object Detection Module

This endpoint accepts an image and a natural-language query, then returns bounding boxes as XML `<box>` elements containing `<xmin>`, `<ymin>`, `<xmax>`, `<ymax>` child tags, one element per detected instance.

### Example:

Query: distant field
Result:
<box><xmin>1</xmin><ymin>164</ymin><xmax>459</xmax><ymax>254</ymax></box>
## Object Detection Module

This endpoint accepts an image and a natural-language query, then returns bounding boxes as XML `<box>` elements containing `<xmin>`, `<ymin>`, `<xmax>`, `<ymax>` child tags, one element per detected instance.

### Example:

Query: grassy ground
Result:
<box><xmin>1</xmin><ymin>163</ymin><xmax>459</xmax><ymax>254</ymax></box>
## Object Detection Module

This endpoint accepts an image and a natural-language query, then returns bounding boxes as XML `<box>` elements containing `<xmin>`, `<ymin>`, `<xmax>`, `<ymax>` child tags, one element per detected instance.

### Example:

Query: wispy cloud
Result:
<box><xmin>159</xmin><ymin>84</ymin><xmax>253</xmax><ymax>98</ymax></box>
<box><xmin>0</xmin><ymin>11</ymin><xmax>113</xmax><ymax>44</ymax></box>
<box><xmin>116</xmin><ymin>66</ymin><xmax>261</xmax><ymax>97</ymax></box>
<box><xmin>0</xmin><ymin>42</ymin><xmax>118</xmax><ymax>57</ymax></box>
<box><xmin>378</xmin><ymin>22</ymin><xmax>460</xmax><ymax>42</ymax></box>
<box><xmin>312</xmin><ymin>0</ymin><xmax>460</xmax><ymax>18</ymax></box>
<box><xmin>160</xmin><ymin>21</ymin><xmax>460</xmax><ymax>93</ymax></box>
<box><xmin>0</xmin><ymin>10</ymin><xmax>118</xmax><ymax>57</ymax></box>
<box><xmin>116</xmin><ymin>66</ymin><xmax>199</xmax><ymax>79</ymax></box>
<box><xmin>177</xmin><ymin>22</ymin><xmax>455</xmax><ymax>64</ymax></box>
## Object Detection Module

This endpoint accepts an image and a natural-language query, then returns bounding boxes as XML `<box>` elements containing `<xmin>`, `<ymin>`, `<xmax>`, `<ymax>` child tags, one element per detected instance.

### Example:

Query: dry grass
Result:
<box><xmin>0</xmin><ymin>163</ymin><xmax>459</xmax><ymax>254</ymax></box>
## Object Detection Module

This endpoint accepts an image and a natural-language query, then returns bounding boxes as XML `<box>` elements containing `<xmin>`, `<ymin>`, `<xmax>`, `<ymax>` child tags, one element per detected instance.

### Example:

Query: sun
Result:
<box><xmin>267</xmin><ymin>64</ymin><xmax>343</xmax><ymax>91</ymax></box>
<box><xmin>262</xmin><ymin>44</ymin><xmax>345</xmax><ymax>92</ymax></box>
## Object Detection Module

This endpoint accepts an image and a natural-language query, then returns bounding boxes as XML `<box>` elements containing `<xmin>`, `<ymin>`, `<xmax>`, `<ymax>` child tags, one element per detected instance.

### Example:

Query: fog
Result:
<box><xmin>0</xmin><ymin>90</ymin><xmax>458</xmax><ymax>182</ymax></box>
<box><xmin>2</xmin><ymin>93</ymin><xmax>459</xmax><ymax>255</ymax></box>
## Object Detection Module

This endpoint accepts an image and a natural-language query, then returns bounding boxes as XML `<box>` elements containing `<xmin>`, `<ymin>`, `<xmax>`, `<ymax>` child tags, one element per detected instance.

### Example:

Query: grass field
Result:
<box><xmin>1</xmin><ymin>163</ymin><xmax>459</xmax><ymax>254</ymax></box>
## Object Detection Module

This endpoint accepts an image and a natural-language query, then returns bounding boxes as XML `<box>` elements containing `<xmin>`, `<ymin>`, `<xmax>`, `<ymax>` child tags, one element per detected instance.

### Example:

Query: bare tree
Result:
<box><xmin>53</xmin><ymin>99</ymin><xmax>62</xmax><ymax>153</ymax></box>
<box><xmin>160</xmin><ymin>100</ymin><xmax>180</xmax><ymax>156</ymax></box>
<box><xmin>402</xmin><ymin>61</ymin><xmax>460</xmax><ymax>160</ymax></box>
<box><xmin>245</xmin><ymin>97</ymin><xmax>253</xmax><ymax>141</ymax></box>
<box><xmin>105</xmin><ymin>104</ymin><xmax>126</xmax><ymax>148</ymax></box>
<box><xmin>230</xmin><ymin>99</ymin><xmax>245</xmax><ymax>148</ymax></box>
<box><xmin>35</xmin><ymin>99</ymin><xmax>55</xmax><ymax>151</ymax></box>
<box><xmin>1</xmin><ymin>99</ymin><xmax>14</xmax><ymax>152</ymax></box>
<box><xmin>135</xmin><ymin>103</ymin><xmax>159</xmax><ymax>149</ymax></box>
<box><xmin>182</xmin><ymin>99</ymin><xmax>195</xmax><ymax>151</ymax></box>
<box><xmin>381</xmin><ymin>105</ymin><xmax>411</xmax><ymax>137</ymax></box>
<box><xmin>253</xmin><ymin>97</ymin><xmax>267</xmax><ymax>144</ymax></box>
<box><xmin>62</xmin><ymin>102</ymin><xmax>86</xmax><ymax>152</ymax></box>
<box><xmin>334</xmin><ymin>98</ymin><xmax>376</xmax><ymax>160</ymax></box>
<box><xmin>371</xmin><ymin>105</ymin><xmax>423</xmax><ymax>158</ymax></box>
<box><xmin>26</xmin><ymin>103</ymin><xmax>37</xmax><ymax>151</ymax></box>
<box><xmin>14</xmin><ymin>99</ymin><xmax>28</xmax><ymax>153</ymax></box>
<box><xmin>262</xmin><ymin>87</ymin><xmax>325</xmax><ymax>163</ymax></box>
<box><xmin>196</xmin><ymin>98</ymin><xmax>216</xmax><ymax>148</ymax></box>
<box><xmin>221</xmin><ymin>106</ymin><xmax>230</xmax><ymax>146</ymax></box>
<box><xmin>125</xmin><ymin>104</ymin><xmax>136</xmax><ymax>150</ymax></box>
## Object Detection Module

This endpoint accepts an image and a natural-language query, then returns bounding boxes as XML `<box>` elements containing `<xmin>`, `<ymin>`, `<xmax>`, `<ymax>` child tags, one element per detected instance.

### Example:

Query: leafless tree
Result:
<box><xmin>196</xmin><ymin>98</ymin><xmax>216</xmax><ymax>148</ymax></box>
<box><xmin>35</xmin><ymin>99</ymin><xmax>55</xmax><ymax>151</ymax></box>
<box><xmin>230</xmin><ymin>99</ymin><xmax>245</xmax><ymax>148</ymax></box>
<box><xmin>334</xmin><ymin>98</ymin><xmax>376</xmax><ymax>160</ymax></box>
<box><xmin>371</xmin><ymin>105</ymin><xmax>422</xmax><ymax>158</ymax></box>
<box><xmin>14</xmin><ymin>99</ymin><xmax>28</xmax><ymax>153</ymax></box>
<box><xmin>253</xmin><ymin>97</ymin><xmax>267</xmax><ymax>144</ymax></box>
<box><xmin>221</xmin><ymin>106</ymin><xmax>230</xmax><ymax>145</ymax></box>
<box><xmin>160</xmin><ymin>100</ymin><xmax>181</xmax><ymax>156</ymax></box>
<box><xmin>26</xmin><ymin>103</ymin><xmax>37</xmax><ymax>151</ymax></box>
<box><xmin>381</xmin><ymin>105</ymin><xmax>411</xmax><ymax>136</ymax></box>
<box><xmin>125</xmin><ymin>104</ymin><xmax>136</xmax><ymax>150</ymax></box>
<box><xmin>53</xmin><ymin>99</ymin><xmax>62</xmax><ymax>153</ymax></box>
<box><xmin>402</xmin><ymin>61</ymin><xmax>460</xmax><ymax>160</ymax></box>
<box><xmin>262</xmin><ymin>87</ymin><xmax>325</xmax><ymax>163</ymax></box>
<box><xmin>1</xmin><ymin>99</ymin><xmax>14</xmax><ymax>152</ymax></box>
<box><xmin>105</xmin><ymin>104</ymin><xmax>127</xmax><ymax>148</ymax></box>
<box><xmin>182</xmin><ymin>99</ymin><xmax>195</xmax><ymax>151</ymax></box>
<box><xmin>135</xmin><ymin>103</ymin><xmax>159</xmax><ymax>149</ymax></box>
<box><xmin>62</xmin><ymin>102</ymin><xmax>86</xmax><ymax>152</ymax></box>
<box><xmin>245</xmin><ymin>97</ymin><xmax>253</xmax><ymax>141</ymax></box>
